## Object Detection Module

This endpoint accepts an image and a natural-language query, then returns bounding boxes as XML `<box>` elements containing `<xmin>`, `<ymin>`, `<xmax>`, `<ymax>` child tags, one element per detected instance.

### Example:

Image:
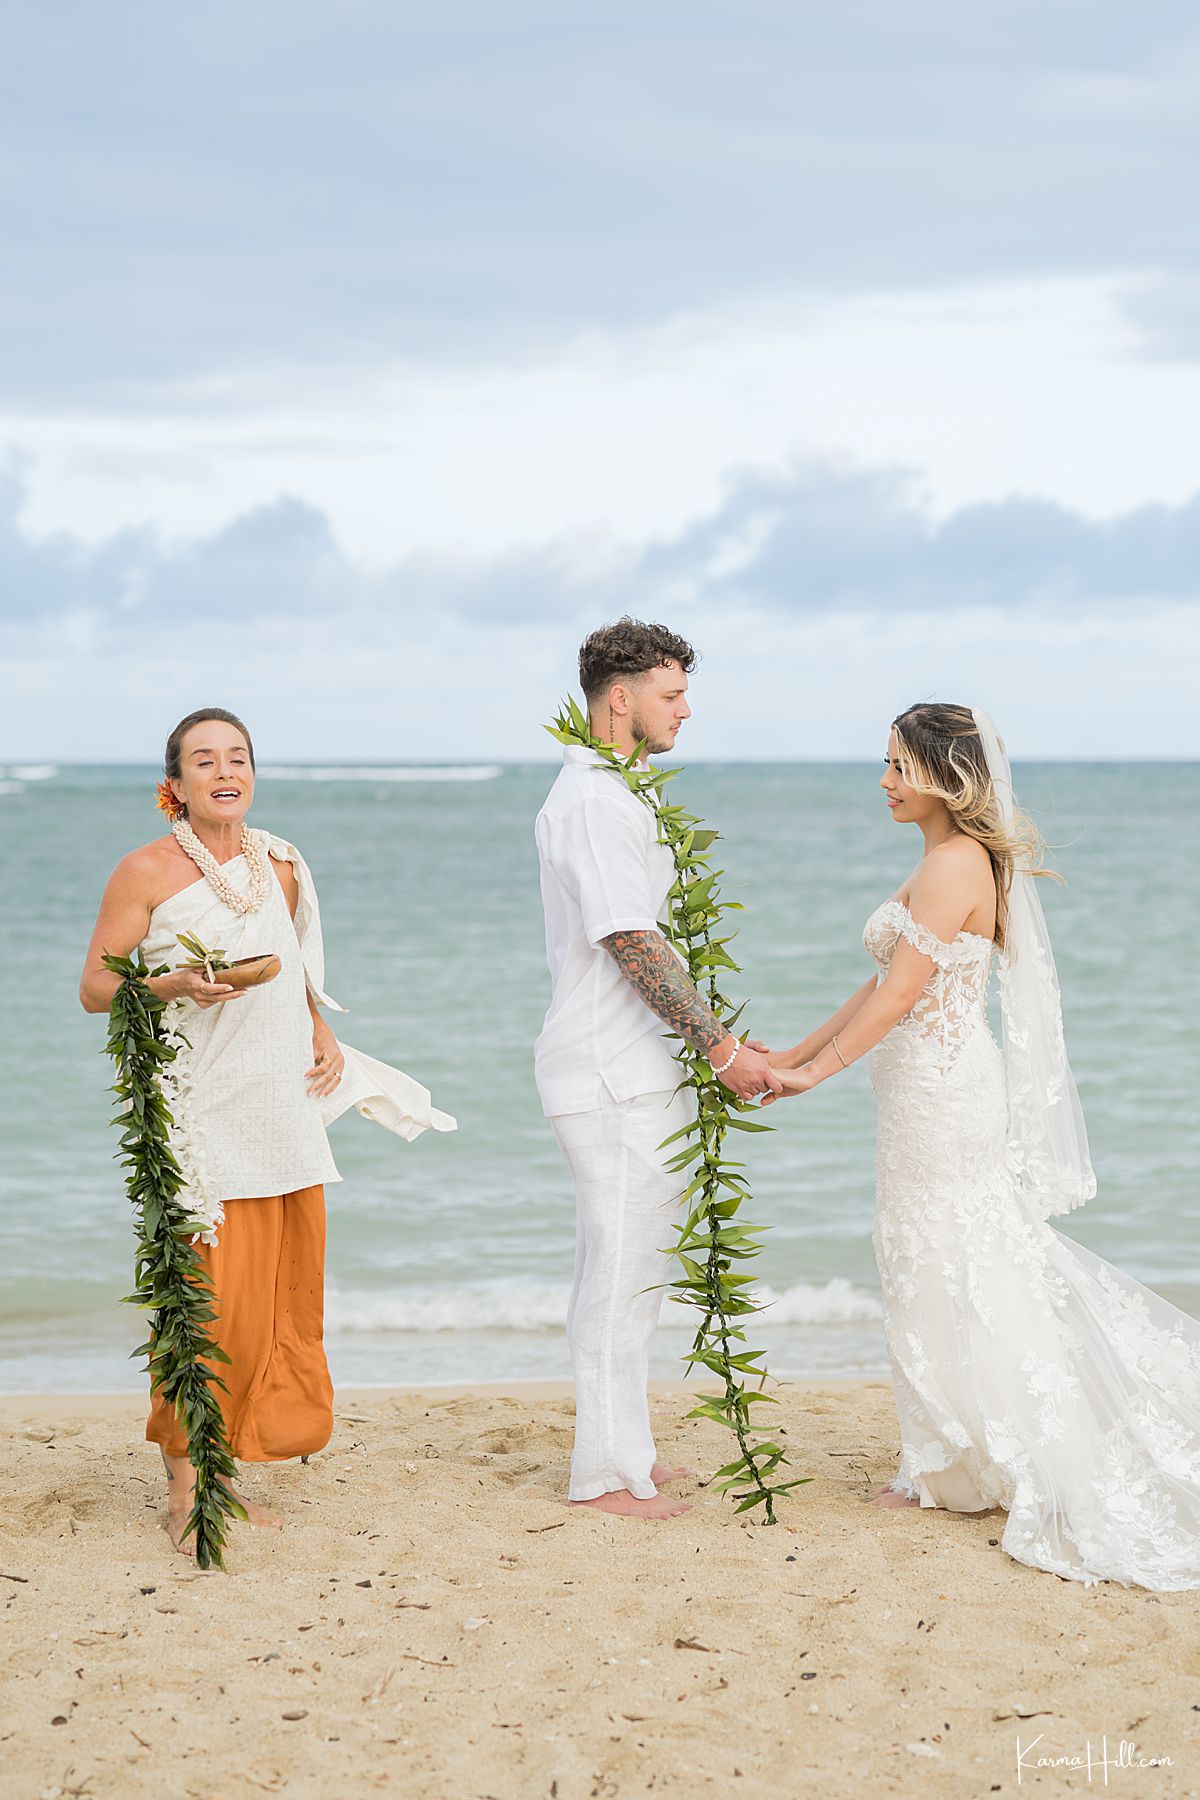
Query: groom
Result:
<box><xmin>534</xmin><ymin>617</ymin><xmax>782</xmax><ymax>1519</ymax></box>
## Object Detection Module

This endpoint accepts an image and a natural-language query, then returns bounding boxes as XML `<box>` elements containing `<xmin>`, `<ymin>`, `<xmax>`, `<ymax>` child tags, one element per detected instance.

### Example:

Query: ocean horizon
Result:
<box><xmin>1</xmin><ymin>757</ymin><xmax>1196</xmax><ymax>1395</ymax></box>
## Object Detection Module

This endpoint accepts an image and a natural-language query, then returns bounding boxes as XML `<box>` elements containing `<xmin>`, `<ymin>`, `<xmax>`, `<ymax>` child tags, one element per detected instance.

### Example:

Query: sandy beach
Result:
<box><xmin>3</xmin><ymin>1380</ymin><xmax>1198</xmax><ymax>1799</ymax></box>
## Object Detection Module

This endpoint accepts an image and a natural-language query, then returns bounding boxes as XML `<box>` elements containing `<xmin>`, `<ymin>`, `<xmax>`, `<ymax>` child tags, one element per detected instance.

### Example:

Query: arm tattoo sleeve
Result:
<box><xmin>601</xmin><ymin>928</ymin><xmax>726</xmax><ymax>1055</ymax></box>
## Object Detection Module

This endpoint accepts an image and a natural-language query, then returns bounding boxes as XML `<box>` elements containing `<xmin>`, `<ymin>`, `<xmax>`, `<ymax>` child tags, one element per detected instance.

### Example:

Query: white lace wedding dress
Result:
<box><xmin>865</xmin><ymin>897</ymin><xmax>1200</xmax><ymax>1590</ymax></box>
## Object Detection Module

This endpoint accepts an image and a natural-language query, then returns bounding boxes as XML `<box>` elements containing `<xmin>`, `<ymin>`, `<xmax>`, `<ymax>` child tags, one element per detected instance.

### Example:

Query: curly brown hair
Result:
<box><xmin>578</xmin><ymin>617</ymin><xmax>697</xmax><ymax>702</ymax></box>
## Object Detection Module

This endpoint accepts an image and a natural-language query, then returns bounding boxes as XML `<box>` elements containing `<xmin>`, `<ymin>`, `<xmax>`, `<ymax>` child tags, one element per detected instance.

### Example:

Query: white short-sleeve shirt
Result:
<box><xmin>534</xmin><ymin>746</ymin><xmax>681</xmax><ymax>1115</ymax></box>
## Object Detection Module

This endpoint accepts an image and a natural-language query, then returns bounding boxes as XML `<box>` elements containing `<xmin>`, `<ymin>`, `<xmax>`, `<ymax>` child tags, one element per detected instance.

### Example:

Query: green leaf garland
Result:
<box><xmin>102</xmin><ymin>950</ymin><xmax>245</xmax><ymax>1567</ymax></box>
<box><xmin>545</xmin><ymin>697</ymin><xmax>810</xmax><ymax>1521</ymax></box>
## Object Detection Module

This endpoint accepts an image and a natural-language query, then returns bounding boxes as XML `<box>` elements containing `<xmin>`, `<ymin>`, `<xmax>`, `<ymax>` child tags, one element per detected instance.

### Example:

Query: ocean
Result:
<box><xmin>0</xmin><ymin>759</ymin><xmax>1196</xmax><ymax>1394</ymax></box>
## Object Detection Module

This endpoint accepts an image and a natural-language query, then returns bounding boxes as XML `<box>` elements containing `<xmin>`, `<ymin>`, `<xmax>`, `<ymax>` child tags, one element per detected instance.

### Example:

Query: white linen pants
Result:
<box><xmin>550</xmin><ymin>1086</ymin><xmax>693</xmax><ymax>1501</ymax></box>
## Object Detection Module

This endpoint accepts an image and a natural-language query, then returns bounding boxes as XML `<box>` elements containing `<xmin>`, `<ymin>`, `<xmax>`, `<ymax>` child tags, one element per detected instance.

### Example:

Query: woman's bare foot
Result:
<box><xmin>869</xmin><ymin>1482</ymin><xmax>919</xmax><ymax>1510</ymax></box>
<box><xmin>163</xmin><ymin>1453</ymin><xmax>198</xmax><ymax>1559</ymax></box>
<box><xmin>230</xmin><ymin>1487</ymin><xmax>283</xmax><ymax>1529</ymax></box>
<box><xmin>570</xmin><ymin>1489</ymin><xmax>690</xmax><ymax>1519</ymax></box>
<box><xmin>161</xmin><ymin>1452</ymin><xmax>282</xmax><ymax>1554</ymax></box>
<box><xmin>650</xmin><ymin>1460</ymin><xmax>693</xmax><ymax>1485</ymax></box>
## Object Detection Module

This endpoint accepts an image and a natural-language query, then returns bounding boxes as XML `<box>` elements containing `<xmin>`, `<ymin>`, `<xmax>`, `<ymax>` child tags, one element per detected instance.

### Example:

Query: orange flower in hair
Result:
<box><xmin>155</xmin><ymin>780</ymin><xmax>185</xmax><ymax>821</ymax></box>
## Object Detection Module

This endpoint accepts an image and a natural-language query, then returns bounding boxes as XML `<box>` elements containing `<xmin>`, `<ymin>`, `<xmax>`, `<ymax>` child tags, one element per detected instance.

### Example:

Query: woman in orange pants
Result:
<box><xmin>145</xmin><ymin>1185</ymin><xmax>334</xmax><ymax>1467</ymax></box>
<box><xmin>81</xmin><ymin>707</ymin><xmax>454</xmax><ymax>1556</ymax></box>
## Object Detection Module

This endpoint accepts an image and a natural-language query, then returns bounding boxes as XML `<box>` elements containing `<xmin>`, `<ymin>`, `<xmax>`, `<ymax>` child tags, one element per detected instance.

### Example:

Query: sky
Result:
<box><xmin>2</xmin><ymin>2</ymin><xmax>1198</xmax><ymax>761</ymax></box>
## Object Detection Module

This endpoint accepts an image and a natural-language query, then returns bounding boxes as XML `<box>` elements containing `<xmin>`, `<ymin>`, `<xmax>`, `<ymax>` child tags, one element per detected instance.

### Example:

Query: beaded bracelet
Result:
<box><xmin>711</xmin><ymin>1040</ymin><xmax>740</xmax><ymax>1076</ymax></box>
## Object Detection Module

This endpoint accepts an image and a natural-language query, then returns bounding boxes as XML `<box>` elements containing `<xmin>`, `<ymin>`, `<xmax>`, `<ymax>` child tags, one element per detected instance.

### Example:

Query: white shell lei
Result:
<box><xmin>172</xmin><ymin>817</ymin><xmax>270</xmax><ymax>915</ymax></box>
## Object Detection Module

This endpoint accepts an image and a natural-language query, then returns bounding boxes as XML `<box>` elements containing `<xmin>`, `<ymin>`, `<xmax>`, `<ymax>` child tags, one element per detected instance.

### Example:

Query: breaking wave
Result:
<box><xmin>326</xmin><ymin>1276</ymin><xmax>882</xmax><ymax>1335</ymax></box>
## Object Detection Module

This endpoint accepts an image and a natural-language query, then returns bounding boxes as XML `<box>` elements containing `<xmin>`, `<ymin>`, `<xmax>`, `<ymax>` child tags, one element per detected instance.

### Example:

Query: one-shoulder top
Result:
<box><xmin>139</xmin><ymin>829</ymin><xmax>455</xmax><ymax>1240</ymax></box>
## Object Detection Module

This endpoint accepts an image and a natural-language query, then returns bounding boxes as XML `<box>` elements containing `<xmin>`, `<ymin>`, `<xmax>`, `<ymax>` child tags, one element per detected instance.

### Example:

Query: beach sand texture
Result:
<box><xmin>3</xmin><ymin>1383</ymin><xmax>1198</xmax><ymax>1799</ymax></box>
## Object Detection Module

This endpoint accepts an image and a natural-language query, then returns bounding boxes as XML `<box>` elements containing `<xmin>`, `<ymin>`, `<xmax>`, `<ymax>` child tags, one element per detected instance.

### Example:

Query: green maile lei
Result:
<box><xmin>102</xmin><ymin>949</ymin><xmax>244</xmax><ymax>1568</ymax></box>
<box><xmin>546</xmin><ymin>697</ymin><xmax>809</xmax><ymax>1522</ymax></box>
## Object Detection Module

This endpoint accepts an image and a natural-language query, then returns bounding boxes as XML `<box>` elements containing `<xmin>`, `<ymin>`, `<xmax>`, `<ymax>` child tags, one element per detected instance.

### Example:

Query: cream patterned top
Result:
<box><xmin>139</xmin><ymin>829</ymin><xmax>455</xmax><ymax>1241</ymax></box>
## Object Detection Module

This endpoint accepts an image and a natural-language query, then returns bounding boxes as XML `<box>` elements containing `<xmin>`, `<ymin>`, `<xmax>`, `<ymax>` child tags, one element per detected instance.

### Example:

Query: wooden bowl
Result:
<box><xmin>215</xmin><ymin>953</ymin><xmax>282</xmax><ymax>989</ymax></box>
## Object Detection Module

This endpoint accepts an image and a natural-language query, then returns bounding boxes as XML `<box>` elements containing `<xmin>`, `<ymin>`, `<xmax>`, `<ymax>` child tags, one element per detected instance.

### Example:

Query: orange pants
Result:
<box><xmin>147</xmin><ymin>1184</ymin><xmax>334</xmax><ymax>1462</ymax></box>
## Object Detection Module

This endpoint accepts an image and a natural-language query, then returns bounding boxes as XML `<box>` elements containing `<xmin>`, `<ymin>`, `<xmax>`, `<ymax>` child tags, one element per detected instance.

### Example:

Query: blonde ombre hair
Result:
<box><xmin>891</xmin><ymin>703</ymin><xmax>1050</xmax><ymax>950</ymax></box>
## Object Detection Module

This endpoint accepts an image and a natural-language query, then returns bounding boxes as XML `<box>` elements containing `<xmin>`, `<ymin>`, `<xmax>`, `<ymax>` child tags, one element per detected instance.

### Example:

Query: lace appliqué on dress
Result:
<box><xmin>864</xmin><ymin>898</ymin><xmax>994</xmax><ymax>1074</ymax></box>
<box><xmin>864</xmin><ymin>896</ymin><xmax>1200</xmax><ymax>1591</ymax></box>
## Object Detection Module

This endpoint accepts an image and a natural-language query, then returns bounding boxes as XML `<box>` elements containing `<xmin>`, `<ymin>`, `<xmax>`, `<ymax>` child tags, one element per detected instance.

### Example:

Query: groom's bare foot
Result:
<box><xmin>571</xmin><ymin>1489</ymin><xmax>690</xmax><ymax>1519</ymax></box>
<box><xmin>650</xmin><ymin>1460</ymin><xmax>693</xmax><ymax>1485</ymax></box>
<box><xmin>869</xmin><ymin>1482</ymin><xmax>919</xmax><ymax>1510</ymax></box>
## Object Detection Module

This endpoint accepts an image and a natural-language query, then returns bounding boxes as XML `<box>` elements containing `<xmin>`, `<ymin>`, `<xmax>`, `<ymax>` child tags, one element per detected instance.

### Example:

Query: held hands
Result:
<box><xmin>759</xmin><ymin>1065</ymin><xmax>817</xmax><ymax>1106</ymax></box>
<box><xmin>713</xmin><ymin>1037</ymin><xmax>785</xmax><ymax>1102</ymax></box>
<box><xmin>307</xmin><ymin>1021</ymin><xmax>345</xmax><ymax>1098</ymax></box>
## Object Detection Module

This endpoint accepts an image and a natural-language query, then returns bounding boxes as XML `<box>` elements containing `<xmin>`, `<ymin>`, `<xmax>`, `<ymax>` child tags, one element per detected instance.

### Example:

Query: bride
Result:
<box><xmin>766</xmin><ymin>703</ymin><xmax>1200</xmax><ymax>1590</ymax></box>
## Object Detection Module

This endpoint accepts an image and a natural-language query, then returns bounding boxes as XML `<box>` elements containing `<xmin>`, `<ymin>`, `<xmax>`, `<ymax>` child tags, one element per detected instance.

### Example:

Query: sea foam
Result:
<box><xmin>326</xmin><ymin>1277</ymin><xmax>882</xmax><ymax>1335</ymax></box>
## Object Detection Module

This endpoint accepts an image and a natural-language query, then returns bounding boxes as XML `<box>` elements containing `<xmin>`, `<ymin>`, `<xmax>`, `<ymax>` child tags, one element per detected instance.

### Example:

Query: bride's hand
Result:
<box><xmin>759</xmin><ymin>1066</ymin><xmax>815</xmax><ymax>1106</ymax></box>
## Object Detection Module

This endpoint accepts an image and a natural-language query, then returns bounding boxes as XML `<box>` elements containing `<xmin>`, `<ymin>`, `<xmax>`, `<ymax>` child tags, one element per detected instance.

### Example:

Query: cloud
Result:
<box><xmin>4</xmin><ymin>449</ymin><xmax>1199</xmax><ymax>772</ymax></box>
<box><xmin>8</xmin><ymin>446</ymin><xmax>1200</xmax><ymax>645</ymax></box>
<box><xmin>0</xmin><ymin>478</ymin><xmax>373</xmax><ymax>634</ymax></box>
<box><xmin>2</xmin><ymin>7</ymin><xmax>1199</xmax><ymax>397</ymax></box>
<box><xmin>5</xmin><ymin>463</ymin><xmax>1199</xmax><ymax>655</ymax></box>
<box><xmin>9</xmin><ymin>275</ymin><xmax>1200</xmax><ymax>575</ymax></box>
<box><xmin>646</xmin><ymin>468</ymin><xmax>1200</xmax><ymax>612</ymax></box>
<box><xmin>150</xmin><ymin>499</ymin><xmax>366</xmax><ymax>620</ymax></box>
<box><xmin>3</xmin><ymin>13</ymin><xmax>1198</xmax><ymax>758</ymax></box>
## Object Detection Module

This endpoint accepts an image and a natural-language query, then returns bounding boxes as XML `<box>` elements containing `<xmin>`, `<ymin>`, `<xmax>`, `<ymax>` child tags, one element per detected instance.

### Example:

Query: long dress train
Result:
<box><xmin>866</xmin><ymin>898</ymin><xmax>1200</xmax><ymax>1590</ymax></box>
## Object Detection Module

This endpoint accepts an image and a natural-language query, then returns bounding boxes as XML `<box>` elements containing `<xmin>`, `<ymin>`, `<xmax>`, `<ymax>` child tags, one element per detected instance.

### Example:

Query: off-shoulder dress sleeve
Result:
<box><xmin>893</xmin><ymin>909</ymin><xmax>964</xmax><ymax>967</ymax></box>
